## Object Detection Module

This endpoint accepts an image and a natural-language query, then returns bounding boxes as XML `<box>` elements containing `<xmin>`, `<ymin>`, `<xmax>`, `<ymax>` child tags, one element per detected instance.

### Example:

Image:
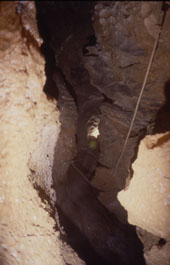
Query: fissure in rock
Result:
<box><xmin>36</xmin><ymin>2</ymin><xmax>169</xmax><ymax>265</ymax></box>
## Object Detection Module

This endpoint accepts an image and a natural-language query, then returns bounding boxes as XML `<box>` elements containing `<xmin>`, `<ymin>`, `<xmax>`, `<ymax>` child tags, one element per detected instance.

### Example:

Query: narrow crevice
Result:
<box><xmin>35</xmin><ymin>2</ymin><xmax>158</xmax><ymax>265</ymax></box>
<box><xmin>153</xmin><ymin>78</ymin><xmax>170</xmax><ymax>133</ymax></box>
<box><xmin>57</xmin><ymin>206</ymin><xmax>111</xmax><ymax>265</ymax></box>
<box><xmin>55</xmin><ymin>67</ymin><xmax>78</xmax><ymax>108</ymax></box>
<box><xmin>31</xmin><ymin>182</ymin><xmax>58</xmax><ymax>230</ymax></box>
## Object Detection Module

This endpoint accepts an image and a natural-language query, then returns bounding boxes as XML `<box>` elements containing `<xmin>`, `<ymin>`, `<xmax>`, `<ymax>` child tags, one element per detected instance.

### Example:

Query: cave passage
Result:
<box><xmin>36</xmin><ymin>2</ymin><xmax>147</xmax><ymax>265</ymax></box>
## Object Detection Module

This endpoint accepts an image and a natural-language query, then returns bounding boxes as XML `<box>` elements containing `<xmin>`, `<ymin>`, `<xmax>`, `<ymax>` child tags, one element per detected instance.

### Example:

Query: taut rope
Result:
<box><xmin>113</xmin><ymin>3</ymin><xmax>166</xmax><ymax>177</ymax></box>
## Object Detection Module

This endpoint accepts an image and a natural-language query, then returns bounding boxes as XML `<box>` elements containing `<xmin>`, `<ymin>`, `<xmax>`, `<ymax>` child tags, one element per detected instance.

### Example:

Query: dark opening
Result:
<box><xmin>153</xmin><ymin>79</ymin><xmax>170</xmax><ymax>133</ymax></box>
<box><xmin>157</xmin><ymin>238</ymin><xmax>167</xmax><ymax>248</ymax></box>
<box><xmin>36</xmin><ymin>2</ymin><xmax>147</xmax><ymax>265</ymax></box>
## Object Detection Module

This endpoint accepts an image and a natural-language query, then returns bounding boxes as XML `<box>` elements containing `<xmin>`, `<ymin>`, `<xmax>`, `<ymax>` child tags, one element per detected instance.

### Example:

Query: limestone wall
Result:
<box><xmin>0</xmin><ymin>2</ymin><xmax>64</xmax><ymax>265</ymax></box>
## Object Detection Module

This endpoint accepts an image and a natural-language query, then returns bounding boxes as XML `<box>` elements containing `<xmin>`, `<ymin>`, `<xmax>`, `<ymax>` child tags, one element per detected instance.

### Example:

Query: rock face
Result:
<box><xmin>36</xmin><ymin>1</ymin><xmax>170</xmax><ymax>265</ymax></box>
<box><xmin>118</xmin><ymin>132</ymin><xmax>170</xmax><ymax>265</ymax></box>
<box><xmin>144</xmin><ymin>240</ymin><xmax>170</xmax><ymax>265</ymax></box>
<box><xmin>1</xmin><ymin>1</ymin><xmax>170</xmax><ymax>265</ymax></box>
<box><xmin>37</xmin><ymin>1</ymin><xmax>170</xmax><ymax>196</ymax></box>
<box><xmin>0</xmin><ymin>2</ymin><xmax>83</xmax><ymax>265</ymax></box>
<box><xmin>89</xmin><ymin>1</ymin><xmax>170</xmax><ymax>192</ymax></box>
<box><xmin>54</xmin><ymin>143</ymin><xmax>146</xmax><ymax>265</ymax></box>
<box><xmin>118</xmin><ymin>132</ymin><xmax>170</xmax><ymax>239</ymax></box>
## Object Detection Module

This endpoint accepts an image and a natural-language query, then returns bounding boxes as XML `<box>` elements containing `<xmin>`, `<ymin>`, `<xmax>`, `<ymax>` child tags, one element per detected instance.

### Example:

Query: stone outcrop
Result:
<box><xmin>90</xmin><ymin>1</ymin><xmax>170</xmax><ymax>190</ymax></box>
<box><xmin>144</xmin><ymin>240</ymin><xmax>170</xmax><ymax>265</ymax></box>
<box><xmin>1</xmin><ymin>1</ymin><xmax>170</xmax><ymax>265</ymax></box>
<box><xmin>118</xmin><ymin>132</ymin><xmax>170</xmax><ymax>265</ymax></box>
<box><xmin>0</xmin><ymin>2</ymin><xmax>83</xmax><ymax>265</ymax></box>
<box><xmin>118</xmin><ymin>132</ymin><xmax>170</xmax><ymax>239</ymax></box>
<box><xmin>36</xmin><ymin>2</ymin><xmax>170</xmax><ymax>264</ymax></box>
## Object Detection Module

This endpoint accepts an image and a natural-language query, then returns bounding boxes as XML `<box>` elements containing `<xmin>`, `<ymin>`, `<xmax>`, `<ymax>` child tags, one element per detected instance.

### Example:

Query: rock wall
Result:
<box><xmin>1</xmin><ymin>1</ymin><xmax>170</xmax><ymax>265</ymax></box>
<box><xmin>85</xmin><ymin>1</ymin><xmax>170</xmax><ymax>220</ymax></box>
<box><xmin>118</xmin><ymin>132</ymin><xmax>170</xmax><ymax>238</ymax></box>
<box><xmin>0</xmin><ymin>2</ymin><xmax>83</xmax><ymax>265</ymax></box>
<box><xmin>118</xmin><ymin>132</ymin><xmax>170</xmax><ymax>264</ymax></box>
<box><xmin>38</xmin><ymin>2</ymin><xmax>170</xmax><ymax>204</ymax></box>
<box><xmin>35</xmin><ymin>2</ymin><xmax>170</xmax><ymax>264</ymax></box>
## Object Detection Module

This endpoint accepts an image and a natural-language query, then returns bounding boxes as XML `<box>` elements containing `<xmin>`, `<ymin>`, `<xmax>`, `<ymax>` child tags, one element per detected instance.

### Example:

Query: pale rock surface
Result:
<box><xmin>0</xmin><ymin>2</ymin><xmax>83</xmax><ymax>265</ymax></box>
<box><xmin>144</xmin><ymin>241</ymin><xmax>170</xmax><ymax>265</ymax></box>
<box><xmin>118</xmin><ymin>132</ymin><xmax>170</xmax><ymax>239</ymax></box>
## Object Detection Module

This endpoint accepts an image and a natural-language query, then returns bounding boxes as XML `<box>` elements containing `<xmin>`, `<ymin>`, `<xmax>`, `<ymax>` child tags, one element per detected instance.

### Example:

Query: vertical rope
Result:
<box><xmin>112</xmin><ymin>6</ymin><xmax>165</xmax><ymax>177</ymax></box>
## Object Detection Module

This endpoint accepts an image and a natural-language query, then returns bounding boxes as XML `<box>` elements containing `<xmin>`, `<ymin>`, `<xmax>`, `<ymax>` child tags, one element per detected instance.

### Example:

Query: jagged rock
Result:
<box><xmin>118</xmin><ymin>132</ymin><xmax>170</xmax><ymax>239</ymax></box>
<box><xmin>1</xmin><ymin>1</ymin><xmax>170</xmax><ymax>265</ymax></box>
<box><xmin>144</xmin><ymin>240</ymin><xmax>170</xmax><ymax>265</ymax></box>
<box><xmin>0</xmin><ymin>2</ymin><xmax>83</xmax><ymax>265</ymax></box>
<box><xmin>84</xmin><ymin>1</ymin><xmax>170</xmax><ymax>212</ymax></box>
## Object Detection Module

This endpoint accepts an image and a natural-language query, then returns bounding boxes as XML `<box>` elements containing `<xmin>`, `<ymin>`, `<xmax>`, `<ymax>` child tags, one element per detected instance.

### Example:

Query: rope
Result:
<box><xmin>71</xmin><ymin>161</ymin><xmax>105</xmax><ymax>192</ymax></box>
<box><xmin>113</xmin><ymin>8</ymin><xmax>164</xmax><ymax>177</ymax></box>
<box><xmin>71</xmin><ymin>161</ymin><xmax>92</xmax><ymax>185</ymax></box>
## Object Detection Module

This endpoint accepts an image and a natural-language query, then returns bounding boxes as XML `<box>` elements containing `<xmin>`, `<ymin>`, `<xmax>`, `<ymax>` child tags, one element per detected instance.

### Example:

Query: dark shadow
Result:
<box><xmin>153</xmin><ymin>78</ymin><xmax>170</xmax><ymax>133</ymax></box>
<box><xmin>36</xmin><ymin>3</ymin><xmax>59</xmax><ymax>100</ymax></box>
<box><xmin>128</xmin><ymin>127</ymin><xmax>147</xmax><ymax>182</ymax></box>
<box><xmin>57</xmin><ymin>206</ymin><xmax>114</xmax><ymax>265</ymax></box>
<box><xmin>157</xmin><ymin>238</ymin><xmax>167</xmax><ymax>248</ymax></box>
<box><xmin>57</xmin><ymin>203</ymin><xmax>146</xmax><ymax>265</ymax></box>
<box><xmin>35</xmin><ymin>2</ymin><xmax>147</xmax><ymax>265</ymax></box>
<box><xmin>41</xmin><ymin>44</ymin><xmax>59</xmax><ymax>100</ymax></box>
<box><xmin>55</xmin><ymin>67</ymin><xmax>78</xmax><ymax>108</ymax></box>
<box><xmin>52</xmin><ymin>147</ymin><xmax>146</xmax><ymax>265</ymax></box>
